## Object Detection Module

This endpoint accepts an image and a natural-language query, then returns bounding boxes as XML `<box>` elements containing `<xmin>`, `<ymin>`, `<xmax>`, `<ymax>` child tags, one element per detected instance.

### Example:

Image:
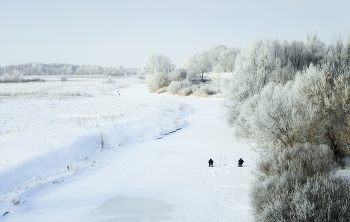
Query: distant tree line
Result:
<box><xmin>0</xmin><ymin>63</ymin><xmax>140</xmax><ymax>83</ymax></box>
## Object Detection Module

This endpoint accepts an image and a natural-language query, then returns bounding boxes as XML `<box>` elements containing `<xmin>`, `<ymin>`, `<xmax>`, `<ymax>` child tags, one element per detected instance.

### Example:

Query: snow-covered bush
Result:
<box><xmin>251</xmin><ymin>173</ymin><xmax>350</xmax><ymax>222</ymax></box>
<box><xmin>290</xmin><ymin>176</ymin><xmax>350</xmax><ymax>221</ymax></box>
<box><xmin>102</xmin><ymin>76</ymin><xmax>116</xmax><ymax>84</ymax></box>
<box><xmin>167</xmin><ymin>80</ymin><xmax>191</xmax><ymax>95</ymax></box>
<box><xmin>251</xmin><ymin>173</ymin><xmax>303</xmax><ymax>222</ymax></box>
<box><xmin>145</xmin><ymin>72</ymin><xmax>170</xmax><ymax>93</ymax></box>
<box><xmin>174</xmin><ymin>83</ymin><xmax>217</xmax><ymax>97</ymax></box>
<box><xmin>255</xmin><ymin>143</ymin><xmax>336</xmax><ymax>181</ymax></box>
<box><xmin>197</xmin><ymin>84</ymin><xmax>217</xmax><ymax>97</ymax></box>
<box><xmin>167</xmin><ymin>81</ymin><xmax>182</xmax><ymax>95</ymax></box>
<box><xmin>178</xmin><ymin>85</ymin><xmax>195</xmax><ymax>96</ymax></box>
<box><xmin>156</xmin><ymin>87</ymin><xmax>168</xmax><ymax>94</ymax></box>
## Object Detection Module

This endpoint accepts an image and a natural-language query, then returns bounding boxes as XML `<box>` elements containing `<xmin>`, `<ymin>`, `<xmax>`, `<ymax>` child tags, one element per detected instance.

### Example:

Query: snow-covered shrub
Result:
<box><xmin>198</xmin><ymin>84</ymin><xmax>217</xmax><ymax>96</ymax></box>
<box><xmin>178</xmin><ymin>86</ymin><xmax>193</xmax><ymax>96</ymax></box>
<box><xmin>290</xmin><ymin>176</ymin><xmax>350</xmax><ymax>221</ymax></box>
<box><xmin>251</xmin><ymin>173</ymin><xmax>350</xmax><ymax>221</ymax></box>
<box><xmin>178</xmin><ymin>85</ymin><xmax>198</xmax><ymax>96</ymax></box>
<box><xmin>145</xmin><ymin>72</ymin><xmax>170</xmax><ymax>93</ymax></box>
<box><xmin>192</xmin><ymin>84</ymin><xmax>217</xmax><ymax>97</ymax></box>
<box><xmin>156</xmin><ymin>86</ymin><xmax>167</xmax><ymax>94</ymax></box>
<box><xmin>167</xmin><ymin>81</ymin><xmax>183</xmax><ymax>95</ymax></box>
<box><xmin>102</xmin><ymin>76</ymin><xmax>116</xmax><ymax>84</ymax></box>
<box><xmin>251</xmin><ymin>173</ymin><xmax>303</xmax><ymax>222</ymax></box>
<box><xmin>255</xmin><ymin>143</ymin><xmax>336</xmax><ymax>181</ymax></box>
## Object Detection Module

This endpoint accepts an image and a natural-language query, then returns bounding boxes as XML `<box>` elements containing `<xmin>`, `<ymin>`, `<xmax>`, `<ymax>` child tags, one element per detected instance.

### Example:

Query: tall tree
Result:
<box><xmin>181</xmin><ymin>52</ymin><xmax>213</xmax><ymax>82</ymax></box>
<box><xmin>141</xmin><ymin>53</ymin><xmax>175</xmax><ymax>75</ymax></box>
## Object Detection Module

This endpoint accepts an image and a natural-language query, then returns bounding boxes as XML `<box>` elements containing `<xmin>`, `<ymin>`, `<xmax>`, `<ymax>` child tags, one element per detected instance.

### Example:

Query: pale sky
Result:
<box><xmin>1</xmin><ymin>0</ymin><xmax>350</xmax><ymax>68</ymax></box>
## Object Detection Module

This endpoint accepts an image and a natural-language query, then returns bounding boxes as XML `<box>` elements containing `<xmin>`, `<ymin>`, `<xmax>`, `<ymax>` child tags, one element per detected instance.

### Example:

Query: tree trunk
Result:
<box><xmin>327</xmin><ymin>130</ymin><xmax>345</xmax><ymax>168</ymax></box>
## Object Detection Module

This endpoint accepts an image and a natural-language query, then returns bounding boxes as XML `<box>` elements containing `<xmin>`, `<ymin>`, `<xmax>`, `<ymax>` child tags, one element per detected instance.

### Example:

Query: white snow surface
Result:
<box><xmin>0</xmin><ymin>76</ymin><xmax>257</xmax><ymax>222</ymax></box>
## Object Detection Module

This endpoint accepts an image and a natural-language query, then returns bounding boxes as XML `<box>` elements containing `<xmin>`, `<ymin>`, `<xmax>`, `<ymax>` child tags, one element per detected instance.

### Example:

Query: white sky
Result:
<box><xmin>1</xmin><ymin>0</ymin><xmax>350</xmax><ymax>68</ymax></box>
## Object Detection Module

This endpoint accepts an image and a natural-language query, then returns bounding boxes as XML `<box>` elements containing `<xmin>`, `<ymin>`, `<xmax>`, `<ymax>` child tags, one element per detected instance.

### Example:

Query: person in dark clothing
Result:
<box><xmin>208</xmin><ymin>159</ymin><xmax>214</xmax><ymax>167</ymax></box>
<box><xmin>238</xmin><ymin>158</ymin><xmax>244</xmax><ymax>167</ymax></box>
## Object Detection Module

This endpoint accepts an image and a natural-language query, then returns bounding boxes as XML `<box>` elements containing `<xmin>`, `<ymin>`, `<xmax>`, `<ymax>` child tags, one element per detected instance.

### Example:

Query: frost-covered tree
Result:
<box><xmin>286</xmin><ymin>40</ymin><xmax>308</xmax><ymax>71</ymax></box>
<box><xmin>206</xmin><ymin>45</ymin><xmax>227</xmax><ymax>72</ymax></box>
<box><xmin>217</xmin><ymin>47</ymin><xmax>239</xmax><ymax>73</ymax></box>
<box><xmin>231</xmin><ymin>81</ymin><xmax>314</xmax><ymax>150</ymax></box>
<box><xmin>296</xmin><ymin>63</ymin><xmax>350</xmax><ymax>164</ymax></box>
<box><xmin>222</xmin><ymin>38</ymin><xmax>295</xmax><ymax>103</ymax></box>
<box><xmin>141</xmin><ymin>53</ymin><xmax>175</xmax><ymax>75</ymax></box>
<box><xmin>305</xmin><ymin>33</ymin><xmax>327</xmax><ymax>66</ymax></box>
<box><xmin>181</xmin><ymin>52</ymin><xmax>213</xmax><ymax>82</ymax></box>
<box><xmin>327</xmin><ymin>32</ymin><xmax>350</xmax><ymax>66</ymax></box>
<box><xmin>228</xmin><ymin>63</ymin><xmax>350</xmax><ymax>163</ymax></box>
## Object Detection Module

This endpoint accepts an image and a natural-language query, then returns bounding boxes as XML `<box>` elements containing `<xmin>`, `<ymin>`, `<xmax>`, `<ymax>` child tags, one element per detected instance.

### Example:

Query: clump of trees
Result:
<box><xmin>141</xmin><ymin>45</ymin><xmax>238</xmax><ymax>96</ymax></box>
<box><xmin>221</xmin><ymin>33</ymin><xmax>350</xmax><ymax>220</ymax></box>
<box><xmin>140</xmin><ymin>34</ymin><xmax>350</xmax><ymax>219</ymax></box>
<box><xmin>0</xmin><ymin>70</ymin><xmax>24</xmax><ymax>83</ymax></box>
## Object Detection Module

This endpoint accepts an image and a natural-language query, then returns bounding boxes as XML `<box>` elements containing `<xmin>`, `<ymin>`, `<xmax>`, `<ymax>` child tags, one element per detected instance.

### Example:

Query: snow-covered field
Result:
<box><xmin>0</xmin><ymin>76</ymin><xmax>257</xmax><ymax>221</ymax></box>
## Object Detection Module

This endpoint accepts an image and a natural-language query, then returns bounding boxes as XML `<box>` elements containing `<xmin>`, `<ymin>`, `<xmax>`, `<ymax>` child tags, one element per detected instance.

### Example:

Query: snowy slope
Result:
<box><xmin>0</xmin><ymin>77</ymin><xmax>257</xmax><ymax>222</ymax></box>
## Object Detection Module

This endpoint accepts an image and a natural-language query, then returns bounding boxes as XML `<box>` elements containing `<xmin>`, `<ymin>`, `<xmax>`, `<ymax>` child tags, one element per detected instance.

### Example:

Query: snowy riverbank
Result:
<box><xmin>1</xmin><ymin>76</ymin><xmax>257</xmax><ymax>221</ymax></box>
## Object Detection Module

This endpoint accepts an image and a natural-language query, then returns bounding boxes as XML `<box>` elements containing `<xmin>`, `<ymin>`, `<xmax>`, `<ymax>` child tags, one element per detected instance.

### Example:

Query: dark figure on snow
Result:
<box><xmin>208</xmin><ymin>159</ymin><xmax>214</xmax><ymax>167</ymax></box>
<box><xmin>238</xmin><ymin>158</ymin><xmax>244</xmax><ymax>167</ymax></box>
